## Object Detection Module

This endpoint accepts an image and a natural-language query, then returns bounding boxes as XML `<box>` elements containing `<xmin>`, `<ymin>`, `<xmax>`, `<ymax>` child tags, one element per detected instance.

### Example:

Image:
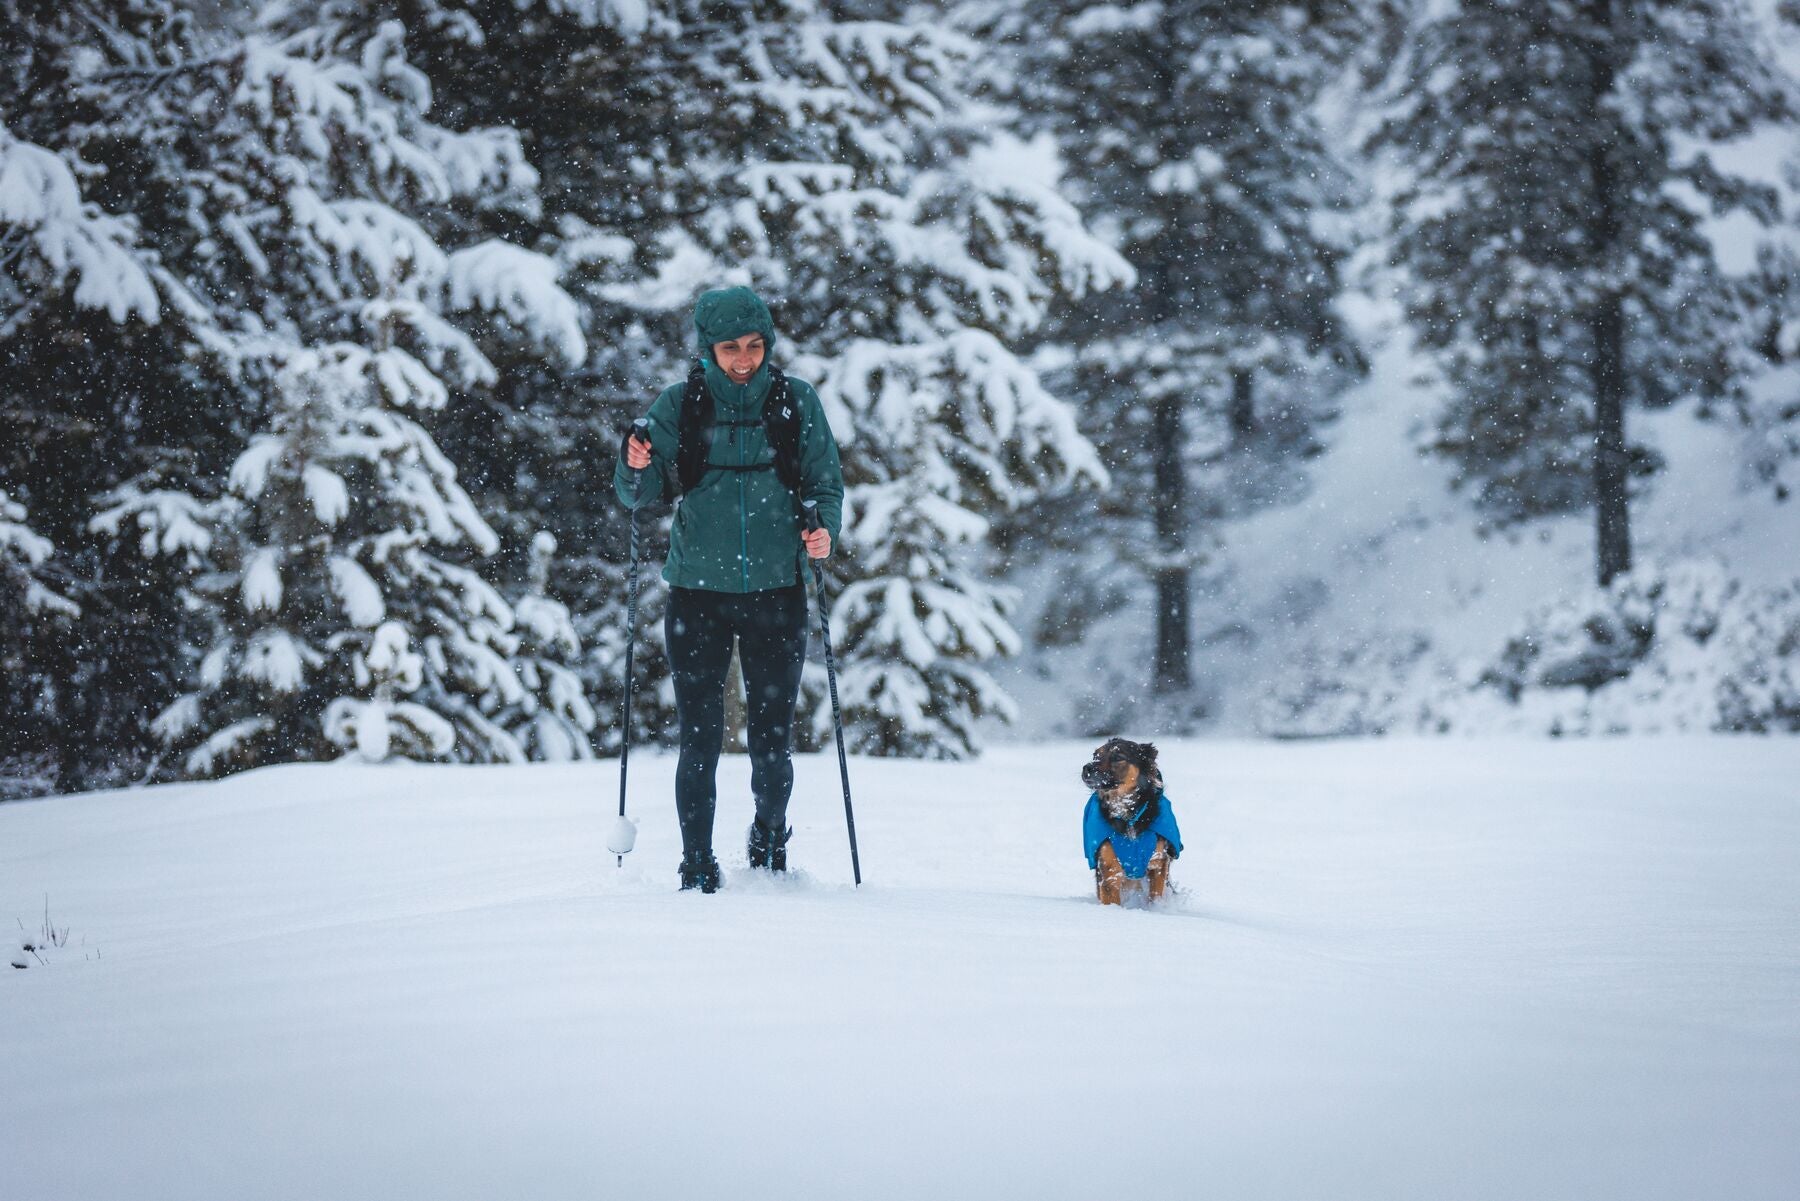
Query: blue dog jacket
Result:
<box><xmin>1084</xmin><ymin>793</ymin><xmax>1182</xmax><ymax>878</ymax></box>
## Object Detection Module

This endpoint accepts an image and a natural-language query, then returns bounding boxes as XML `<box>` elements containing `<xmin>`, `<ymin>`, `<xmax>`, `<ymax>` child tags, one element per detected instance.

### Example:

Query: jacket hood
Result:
<box><xmin>694</xmin><ymin>286</ymin><xmax>778</xmax><ymax>354</ymax></box>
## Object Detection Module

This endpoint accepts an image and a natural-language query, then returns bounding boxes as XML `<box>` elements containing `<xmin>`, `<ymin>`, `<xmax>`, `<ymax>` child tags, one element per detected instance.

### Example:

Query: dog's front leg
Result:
<box><xmin>1146</xmin><ymin>837</ymin><xmax>1172</xmax><ymax>902</ymax></box>
<box><xmin>1095</xmin><ymin>841</ymin><xmax>1125</xmax><ymax>906</ymax></box>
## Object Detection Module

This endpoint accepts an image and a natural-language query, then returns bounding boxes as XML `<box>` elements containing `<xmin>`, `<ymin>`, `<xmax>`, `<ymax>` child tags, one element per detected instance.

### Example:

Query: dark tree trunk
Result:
<box><xmin>1590</xmin><ymin>291</ymin><xmax>1631</xmax><ymax>585</ymax></box>
<box><xmin>1229</xmin><ymin>367</ymin><xmax>1256</xmax><ymax>443</ymax></box>
<box><xmin>1151</xmin><ymin>389</ymin><xmax>1191</xmax><ymax>692</ymax></box>
<box><xmin>1587</xmin><ymin>0</ymin><xmax>1631</xmax><ymax>587</ymax></box>
<box><xmin>1142</xmin><ymin>71</ymin><xmax>1192</xmax><ymax>694</ymax></box>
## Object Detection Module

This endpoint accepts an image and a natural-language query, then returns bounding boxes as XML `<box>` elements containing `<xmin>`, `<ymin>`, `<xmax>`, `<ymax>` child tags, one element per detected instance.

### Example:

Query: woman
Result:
<box><xmin>616</xmin><ymin>286</ymin><xmax>844</xmax><ymax>892</ymax></box>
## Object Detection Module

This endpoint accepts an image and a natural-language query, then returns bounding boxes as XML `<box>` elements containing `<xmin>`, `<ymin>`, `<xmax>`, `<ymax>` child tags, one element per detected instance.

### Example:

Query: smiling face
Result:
<box><xmin>711</xmin><ymin>333</ymin><xmax>766</xmax><ymax>385</ymax></box>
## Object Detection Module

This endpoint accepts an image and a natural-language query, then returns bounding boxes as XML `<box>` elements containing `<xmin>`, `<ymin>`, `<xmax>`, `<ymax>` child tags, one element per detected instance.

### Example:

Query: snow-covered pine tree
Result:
<box><xmin>0</xmin><ymin>118</ymin><xmax>158</xmax><ymax>328</ymax></box>
<box><xmin>282</xmin><ymin>1</ymin><xmax>1129</xmax><ymax>757</ymax></box>
<box><xmin>1736</xmin><ymin>5</ymin><xmax>1800</xmax><ymax>506</ymax></box>
<box><xmin>107</xmin><ymin>346</ymin><xmax>593</xmax><ymax>776</ymax></box>
<box><xmin>260</xmin><ymin>0</ymin><xmax>719</xmax><ymax>756</ymax></box>
<box><xmin>4</xmin><ymin>5</ymin><xmax>591</xmax><ymax>780</ymax></box>
<box><xmin>0</xmin><ymin>490</ymin><xmax>75</xmax><ymax>624</ymax></box>
<box><xmin>964</xmin><ymin>0</ymin><xmax>1368</xmax><ymax>707</ymax></box>
<box><xmin>0</xmin><ymin>123</ymin><xmax>102</xmax><ymax>774</ymax></box>
<box><xmin>501</xmin><ymin>531</ymin><xmax>598</xmax><ymax>761</ymax></box>
<box><xmin>1373</xmin><ymin>0</ymin><xmax>1789</xmax><ymax>585</ymax></box>
<box><xmin>1741</xmin><ymin>239</ymin><xmax>1800</xmax><ymax>503</ymax></box>
<box><xmin>0</xmin><ymin>486</ymin><xmax>79</xmax><ymax>795</ymax></box>
<box><xmin>0</xmin><ymin>5</ymin><xmax>220</xmax><ymax>789</ymax></box>
<box><xmin>739</xmin><ymin>23</ymin><xmax>1132</xmax><ymax>756</ymax></box>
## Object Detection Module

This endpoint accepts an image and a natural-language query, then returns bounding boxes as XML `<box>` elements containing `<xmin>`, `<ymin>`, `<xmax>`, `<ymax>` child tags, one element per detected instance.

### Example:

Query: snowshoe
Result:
<box><xmin>746</xmin><ymin>820</ymin><xmax>792</xmax><ymax>872</ymax></box>
<box><xmin>678</xmin><ymin>851</ymin><xmax>722</xmax><ymax>893</ymax></box>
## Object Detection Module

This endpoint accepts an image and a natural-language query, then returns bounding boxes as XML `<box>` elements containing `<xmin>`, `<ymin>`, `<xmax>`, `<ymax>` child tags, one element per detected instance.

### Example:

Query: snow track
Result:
<box><xmin>3</xmin><ymin>740</ymin><xmax>1797</xmax><ymax>1200</ymax></box>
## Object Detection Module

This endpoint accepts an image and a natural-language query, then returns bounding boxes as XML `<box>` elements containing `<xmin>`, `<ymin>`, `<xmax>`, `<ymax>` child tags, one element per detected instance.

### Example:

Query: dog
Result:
<box><xmin>1082</xmin><ymin>738</ymin><xmax>1182</xmax><ymax>906</ymax></box>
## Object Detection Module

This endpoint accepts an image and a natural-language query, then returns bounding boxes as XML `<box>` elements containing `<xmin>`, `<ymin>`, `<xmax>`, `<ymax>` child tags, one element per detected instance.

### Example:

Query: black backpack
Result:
<box><xmin>672</xmin><ymin>360</ymin><xmax>803</xmax><ymax>501</ymax></box>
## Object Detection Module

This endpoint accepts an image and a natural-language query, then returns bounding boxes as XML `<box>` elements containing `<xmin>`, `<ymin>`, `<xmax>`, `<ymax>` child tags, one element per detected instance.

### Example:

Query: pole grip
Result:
<box><xmin>802</xmin><ymin>499</ymin><xmax>821</xmax><ymax>533</ymax></box>
<box><xmin>622</xmin><ymin>418</ymin><xmax>651</xmax><ymax>485</ymax></box>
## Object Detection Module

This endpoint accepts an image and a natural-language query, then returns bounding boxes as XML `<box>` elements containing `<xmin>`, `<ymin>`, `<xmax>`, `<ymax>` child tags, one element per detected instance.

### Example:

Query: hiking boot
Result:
<box><xmin>746</xmin><ymin>820</ymin><xmax>792</xmax><ymax>872</ymax></box>
<box><xmin>678</xmin><ymin>851</ymin><xmax>722</xmax><ymax>893</ymax></box>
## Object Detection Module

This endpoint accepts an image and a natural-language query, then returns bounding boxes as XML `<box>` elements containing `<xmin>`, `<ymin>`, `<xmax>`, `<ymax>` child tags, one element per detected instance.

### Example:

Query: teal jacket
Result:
<box><xmin>615</xmin><ymin>357</ymin><xmax>845</xmax><ymax>593</ymax></box>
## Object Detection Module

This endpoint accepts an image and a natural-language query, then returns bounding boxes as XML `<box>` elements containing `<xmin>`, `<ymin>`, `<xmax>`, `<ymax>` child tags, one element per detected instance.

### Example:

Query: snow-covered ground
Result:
<box><xmin>4</xmin><ymin>739</ymin><xmax>1797</xmax><ymax>1200</ymax></box>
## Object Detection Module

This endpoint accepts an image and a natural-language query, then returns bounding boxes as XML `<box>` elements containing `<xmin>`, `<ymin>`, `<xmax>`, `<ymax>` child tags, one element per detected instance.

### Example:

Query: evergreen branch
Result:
<box><xmin>0</xmin><ymin>230</ymin><xmax>28</xmax><ymax>276</ymax></box>
<box><xmin>0</xmin><ymin>290</ymin><xmax>45</xmax><ymax>342</ymax></box>
<box><xmin>89</xmin><ymin>53</ymin><xmax>236</xmax><ymax>97</ymax></box>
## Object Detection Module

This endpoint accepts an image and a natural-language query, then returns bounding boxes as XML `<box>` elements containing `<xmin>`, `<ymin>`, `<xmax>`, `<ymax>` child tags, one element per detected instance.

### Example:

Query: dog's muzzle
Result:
<box><xmin>1082</xmin><ymin>762</ymin><xmax>1116</xmax><ymax>791</ymax></box>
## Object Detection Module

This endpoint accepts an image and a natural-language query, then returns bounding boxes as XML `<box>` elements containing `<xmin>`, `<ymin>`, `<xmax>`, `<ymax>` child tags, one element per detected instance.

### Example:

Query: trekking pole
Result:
<box><xmin>607</xmin><ymin>419</ymin><xmax>650</xmax><ymax>868</ymax></box>
<box><xmin>803</xmin><ymin>501</ymin><xmax>861</xmax><ymax>886</ymax></box>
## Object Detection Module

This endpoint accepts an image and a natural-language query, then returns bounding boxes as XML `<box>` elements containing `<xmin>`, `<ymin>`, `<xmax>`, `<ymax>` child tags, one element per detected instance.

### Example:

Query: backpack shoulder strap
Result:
<box><xmin>762</xmin><ymin>364</ymin><xmax>803</xmax><ymax>496</ymax></box>
<box><xmin>675</xmin><ymin>360</ymin><xmax>710</xmax><ymax>495</ymax></box>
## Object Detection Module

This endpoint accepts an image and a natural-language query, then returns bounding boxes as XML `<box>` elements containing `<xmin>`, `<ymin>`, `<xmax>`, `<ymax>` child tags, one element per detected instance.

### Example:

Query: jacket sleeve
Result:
<box><xmin>793</xmin><ymin>380</ymin><xmax>845</xmax><ymax>545</ymax></box>
<box><xmin>613</xmin><ymin>384</ymin><xmax>682</xmax><ymax>510</ymax></box>
<box><xmin>1153</xmin><ymin>799</ymin><xmax>1182</xmax><ymax>858</ymax></box>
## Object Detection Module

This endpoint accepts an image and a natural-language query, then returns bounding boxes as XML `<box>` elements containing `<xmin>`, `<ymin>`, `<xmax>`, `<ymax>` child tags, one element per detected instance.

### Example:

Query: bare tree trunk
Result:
<box><xmin>1151</xmin><ymin>389</ymin><xmax>1191</xmax><ymax>692</ymax></box>
<box><xmin>1591</xmin><ymin>291</ymin><xmax>1631</xmax><ymax>585</ymax></box>
<box><xmin>1132</xmin><ymin>165</ymin><xmax>1194</xmax><ymax>692</ymax></box>
<box><xmin>1588</xmin><ymin>0</ymin><xmax>1631</xmax><ymax>587</ymax></box>
<box><xmin>1229</xmin><ymin>367</ymin><xmax>1256</xmax><ymax>443</ymax></box>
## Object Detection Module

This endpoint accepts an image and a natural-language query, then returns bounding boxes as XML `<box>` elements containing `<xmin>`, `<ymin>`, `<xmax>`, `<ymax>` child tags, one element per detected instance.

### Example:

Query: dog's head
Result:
<box><xmin>1082</xmin><ymin>738</ymin><xmax>1162</xmax><ymax>806</ymax></box>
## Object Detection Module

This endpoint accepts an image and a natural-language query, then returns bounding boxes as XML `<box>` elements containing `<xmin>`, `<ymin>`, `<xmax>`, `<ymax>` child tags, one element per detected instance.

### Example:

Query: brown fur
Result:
<box><xmin>1146</xmin><ymin>839</ymin><xmax>1172</xmax><ymax>902</ymax></box>
<box><xmin>1095</xmin><ymin>841</ymin><xmax>1125</xmax><ymax>906</ymax></box>
<box><xmin>1094</xmin><ymin>837</ymin><xmax>1174</xmax><ymax>906</ymax></box>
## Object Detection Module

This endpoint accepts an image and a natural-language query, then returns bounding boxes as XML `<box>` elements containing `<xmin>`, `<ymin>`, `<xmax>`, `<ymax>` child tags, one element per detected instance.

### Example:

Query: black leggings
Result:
<box><xmin>665</xmin><ymin>584</ymin><xmax>809</xmax><ymax>857</ymax></box>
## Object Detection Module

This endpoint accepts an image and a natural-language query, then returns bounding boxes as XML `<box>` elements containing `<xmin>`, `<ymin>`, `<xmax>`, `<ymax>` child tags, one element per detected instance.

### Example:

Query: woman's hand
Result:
<box><xmin>626</xmin><ymin>434</ymin><xmax>651</xmax><ymax>471</ymax></box>
<box><xmin>802</xmin><ymin>527</ymin><xmax>831</xmax><ymax>559</ymax></box>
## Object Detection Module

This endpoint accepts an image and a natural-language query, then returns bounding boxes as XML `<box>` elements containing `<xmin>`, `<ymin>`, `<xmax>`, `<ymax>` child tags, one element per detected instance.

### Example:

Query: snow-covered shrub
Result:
<box><xmin>1256</xmin><ymin>632</ymin><xmax>1441</xmax><ymax>739</ymax></box>
<box><xmin>1430</xmin><ymin>561</ymin><xmax>1800</xmax><ymax>736</ymax></box>
<box><xmin>1477</xmin><ymin>572</ymin><xmax>1670</xmax><ymax>698</ymax></box>
<box><xmin>1256</xmin><ymin>563</ymin><xmax>1800</xmax><ymax>739</ymax></box>
<box><xmin>1716</xmin><ymin>600</ymin><xmax>1800</xmax><ymax>732</ymax></box>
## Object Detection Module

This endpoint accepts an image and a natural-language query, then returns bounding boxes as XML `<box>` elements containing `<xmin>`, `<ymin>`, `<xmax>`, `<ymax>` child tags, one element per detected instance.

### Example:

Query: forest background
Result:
<box><xmin>4</xmin><ymin>0</ymin><xmax>1799</xmax><ymax>797</ymax></box>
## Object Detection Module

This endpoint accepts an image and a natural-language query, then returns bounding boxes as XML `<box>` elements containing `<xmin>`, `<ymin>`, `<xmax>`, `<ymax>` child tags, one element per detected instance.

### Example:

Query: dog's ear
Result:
<box><xmin>1136</xmin><ymin>743</ymin><xmax>1164</xmax><ymax>796</ymax></box>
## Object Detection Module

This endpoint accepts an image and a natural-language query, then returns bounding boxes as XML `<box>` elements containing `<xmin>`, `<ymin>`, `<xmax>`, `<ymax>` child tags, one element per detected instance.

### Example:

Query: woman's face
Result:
<box><xmin>712</xmin><ymin>334</ymin><xmax>766</xmax><ymax>385</ymax></box>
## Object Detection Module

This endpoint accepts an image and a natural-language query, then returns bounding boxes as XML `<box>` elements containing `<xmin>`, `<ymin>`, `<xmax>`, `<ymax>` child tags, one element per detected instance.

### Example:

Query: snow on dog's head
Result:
<box><xmin>1082</xmin><ymin>738</ymin><xmax>1162</xmax><ymax>812</ymax></box>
